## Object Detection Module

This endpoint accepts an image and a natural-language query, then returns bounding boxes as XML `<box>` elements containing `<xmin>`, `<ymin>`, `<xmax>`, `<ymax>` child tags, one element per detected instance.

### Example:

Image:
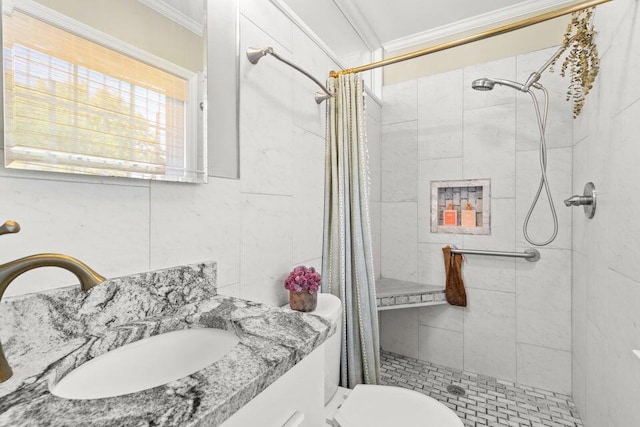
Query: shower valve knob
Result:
<box><xmin>563</xmin><ymin>196</ymin><xmax>592</xmax><ymax>206</ymax></box>
<box><xmin>564</xmin><ymin>182</ymin><xmax>596</xmax><ymax>219</ymax></box>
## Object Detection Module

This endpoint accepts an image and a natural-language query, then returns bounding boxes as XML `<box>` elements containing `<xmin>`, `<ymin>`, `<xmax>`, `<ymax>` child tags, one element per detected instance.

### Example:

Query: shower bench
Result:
<box><xmin>375</xmin><ymin>278</ymin><xmax>446</xmax><ymax>311</ymax></box>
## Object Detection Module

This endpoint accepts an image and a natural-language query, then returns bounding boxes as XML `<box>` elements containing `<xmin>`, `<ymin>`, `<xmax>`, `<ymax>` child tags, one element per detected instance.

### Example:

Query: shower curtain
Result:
<box><xmin>322</xmin><ymin>73</ymin><xmax>380</xmax><ymax>387</ymax></box>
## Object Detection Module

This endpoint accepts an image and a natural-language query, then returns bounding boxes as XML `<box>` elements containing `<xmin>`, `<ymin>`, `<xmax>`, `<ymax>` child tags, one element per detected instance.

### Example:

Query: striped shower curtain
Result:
<box><xmin>322</xmin><ymin>73</ymin><xmax>380</xmax><ymax>387</ymax></box>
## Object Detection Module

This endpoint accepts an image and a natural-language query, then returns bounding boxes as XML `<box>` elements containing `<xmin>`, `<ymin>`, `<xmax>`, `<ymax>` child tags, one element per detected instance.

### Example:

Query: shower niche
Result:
<box><xmin>430</xmin><ymin>179</ymin><xmax>490</xmax><ymax>235</ymax></box>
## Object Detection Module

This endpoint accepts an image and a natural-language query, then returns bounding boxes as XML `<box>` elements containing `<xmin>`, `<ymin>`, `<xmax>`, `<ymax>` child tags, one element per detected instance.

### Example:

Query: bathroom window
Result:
<box><xmin>2</xmin><ymin>2</ymin><xmax>206</xmax><ymax>183</ymax></box>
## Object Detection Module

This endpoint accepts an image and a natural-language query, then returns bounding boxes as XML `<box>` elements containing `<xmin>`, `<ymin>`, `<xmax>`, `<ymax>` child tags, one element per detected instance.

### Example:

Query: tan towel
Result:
<box><xmin>442</xmin><ymin>246</ymin><xmax>467</xmax><ymax>307</ymax></box>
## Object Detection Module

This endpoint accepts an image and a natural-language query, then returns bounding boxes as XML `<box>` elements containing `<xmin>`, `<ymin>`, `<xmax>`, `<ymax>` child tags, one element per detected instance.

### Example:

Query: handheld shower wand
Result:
<box><xmin>471</xmin><ymin>77</ymin><xmax>558</xmax><ymax>246</ymax></box>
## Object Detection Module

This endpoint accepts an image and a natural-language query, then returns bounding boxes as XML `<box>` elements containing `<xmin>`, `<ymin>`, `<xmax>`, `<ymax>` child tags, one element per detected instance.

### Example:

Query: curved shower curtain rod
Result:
<box><xmin>329</xmin><ymin>0</ymin><xmax>611</xmax><ymax>77</ymax></box>
<box><xmin>246</xmin><ymin>46</ymin><xmax>332</xmax><ymax>104</ymax></box>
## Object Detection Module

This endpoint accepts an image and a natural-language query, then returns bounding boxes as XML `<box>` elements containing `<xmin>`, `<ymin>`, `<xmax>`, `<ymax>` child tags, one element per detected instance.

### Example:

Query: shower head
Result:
<box><xmin>471</xmin><ymin>78</ymin><xmax>495</xmax><ymax>91</ymax></box>
<box><xmin>246</xmin><ymin>46</ymin><xmax>274</xmax><ymax>64</ymax></box>
<box><xmin>471</xmin><ymin>77</ymin><xmax>528</xmax><ymax>92</ymax></box>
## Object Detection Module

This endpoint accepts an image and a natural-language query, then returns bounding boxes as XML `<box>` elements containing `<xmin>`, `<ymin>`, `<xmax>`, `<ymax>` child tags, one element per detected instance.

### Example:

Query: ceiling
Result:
<box><xmin>282</xmin><ymin>0</ymin><xmax>580</xmax><ymax>59</ymax></box>
<box><xmin>348</xmin><ymin>0</ymin><xmax>527</xmax><ymax>45</ymax></box>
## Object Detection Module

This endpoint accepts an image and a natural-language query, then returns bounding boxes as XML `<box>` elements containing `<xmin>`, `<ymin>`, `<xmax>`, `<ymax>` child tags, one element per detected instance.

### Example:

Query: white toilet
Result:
<box><xmin>291</xmin><ymin>293</ymin><xmax>464</xmax><ymax>427</ymax></box>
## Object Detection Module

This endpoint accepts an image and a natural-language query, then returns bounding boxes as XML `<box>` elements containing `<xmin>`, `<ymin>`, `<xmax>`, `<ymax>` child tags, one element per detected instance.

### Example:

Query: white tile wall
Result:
<box><xmin>367</xmin><ymin>107</ymin><xmax>383</xmax><ymax>204</ymax></box>
<box><xmin>382</xmin><ymin>80</ymin><xmax>418</xmax><ymax>125</ymax></box>
<box><xmin>571</xmin><ymin>2</ymin><xmax>640</xmax><ymax>426</ymax></box>
<box><xmin>240</xmin><ymin>0</ymin><xmax>293</xmax><ymax>52</ymax></box>
<box><xmin>239</xmin><ymin>17</ymin><xmax>294</xmax><ymax>196</ymax></box>
<box><xmin>463</xmin><ymin>57</ymin><xmax>516</xmax><ymax>110</ymax></box>
<box><xmin>572</xmin><ymin>360</ymin><xmax>587</xmax><ymax>421</ymax></box>
<box><xmin>462</xmin><ymin>104</ymin><xmax>516</xmax><ymax>199</ymax></box>
<box><xmin>572</xmin><ymin>251</ymin><xmax>588</xmax><ymax>369</ymax></box>
<box><xmin>417</xmin><ymin>69</ymin><xmax>463</xmax><ymax>160</ymax></box>
<box><xmin>418</xmin><ymin>304</ymin><xmax>464</xmax><ymax>331</ymax></box>
<box><xmin>516</xmin><ymin>343</ymin><xmax>571</xmax><ymax>395</ymax></box>
<box><xmin>292</xmin><ymin>128</ymin><xmax>325</xmax><ymax>266</ymax></box>
<box><xmin>0</xmin><ymin>0</ymin><xmax>384</xmax><ymax>310</ymax></box>
<box><xmin>462</xmin><ymin>256</ymin><xmax>516</xmax><ymax>293</ymax></box>
<box><xmin>149</xmin><ymin>178</ymin><xmax>241</xmax><ymax>288</ymax></box>
<box><xmin>606</xmin><ymin>273</ymin><xmax>640</xmax><ymax>427</ymax></box>
<box><xmin>515</xmin><ymin>47</ymin><xmax>573</xmax><ymax>151</ymax></box>
<box><xmin>584</xmin><ymin>321</ymin><xmax>608</xmax><ymax>427</ymax></box>
<box><xmin>463</xmin><ymin>198</ymin><xmax>516</xmax><ymax>250</ymax></box>
<box><xmin>291</xmin><ymin>26</ymin><xmax>331</xmax><ymax>139</ymax></box>
<box><xmin>608</xmin><ymin>0</ymin><xmax>640</xmax><ymax>116</ymax></box>
<box><xmin>379</xmin><ymin>308</ymin><xmax>419</xmax><ymax>358</ymax></box>
<box><xmin>381</xmin><ymin>202</ymin><xmax>418</xmax><ymax>282</ymax></box>
<box><xmin>515</xmin><ymin>147</ymin><xmax>572</xmax><ymax>250</ymax></box>
<box><xmin>417</xmin><ymin>243</ymin><xmax>448</xmax><ymax>286</ymax></box>
<box><xmin>217</xmin><ymin>282</ymin><xmax>240</xmax><ymax>298</ymax></box>
<box><xmin>418</xmin><ymin>326</ymin><xmax>463</xmax><ymax>369</ymax></box>
<box><xmin>379</xmin><ymin>47</ymin><xmax>575</xmax><ymax>393</ymax></box>
<box><xmin>382</xmin><ymin>121</ymin><xmax>418</xmax><ymax>201</ymax></box>
<box><xmin>464</xmin><ymin>288</ymin><xmax>517</xmax><ymax>381</ymax></box>
<box><xmin>0</xmin><ymin>177</ymin><xmax>149</xmax><ymax>297</ymax></box>
<box><xmin>368</xmin><ymin>100</ymin><xmax>383</xmax><ymax>279</ymax></box>
<box><xmin>609</xmin><ymin>99</ymin><xmax>640</xmax><ymax>280</ymax></box>
<box><xmin>240</xmin><ymin>194</ymin><xmax>292</xmax><ymax>307</ymax></box>
<box><xmin>516</xmin><ymin>248</ymin><xmax>572</xmax><ymax>351</ymax></box>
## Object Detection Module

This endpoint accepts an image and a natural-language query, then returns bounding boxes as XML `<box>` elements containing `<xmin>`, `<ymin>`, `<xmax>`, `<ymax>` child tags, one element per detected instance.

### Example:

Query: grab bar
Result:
<box><xmin>450</xmin><ymin>248</ymin><xmax>540</xmax><ymax>262</ymax></box>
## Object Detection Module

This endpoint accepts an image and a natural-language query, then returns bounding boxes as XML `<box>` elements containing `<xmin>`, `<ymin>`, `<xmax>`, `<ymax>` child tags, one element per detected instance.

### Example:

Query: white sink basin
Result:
<box><xmin>50</xmin><ymin>328</ymin><xmax>240</xmax><ymax>400</ymax></box>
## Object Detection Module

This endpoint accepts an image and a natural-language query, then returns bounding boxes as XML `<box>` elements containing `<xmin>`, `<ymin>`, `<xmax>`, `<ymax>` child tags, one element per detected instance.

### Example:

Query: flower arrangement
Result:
<box><xmin>284</xmin><ymin>266</ymin><xmax>321</xmax><ymax>294</ymax></box>
<box><xmin>549</xmin><ymin>7</ymin><xmax>600</xmax><ymax>118</ymax></box>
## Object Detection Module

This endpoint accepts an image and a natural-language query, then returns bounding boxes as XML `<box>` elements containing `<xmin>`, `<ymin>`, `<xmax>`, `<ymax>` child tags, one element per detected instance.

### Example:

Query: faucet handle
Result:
<box><xmin>564</xmin><ymin>182</ymin><xmax>596</xmax><ymax>219</ymax></box>
<box><xmin>0</xmin><ymin>220</ymin><xmax>21</xmax><ymax>236</ymax></box>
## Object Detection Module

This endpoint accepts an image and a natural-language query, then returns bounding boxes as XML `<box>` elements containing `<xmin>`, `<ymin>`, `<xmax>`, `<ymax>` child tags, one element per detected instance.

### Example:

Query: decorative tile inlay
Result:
<box><xmin>381</xmin><ymin>351</ymin><xmax>584</xmax><ymax>427</ymax></box>
<box><xmin>430</xmin><ymin>179</ymin><xmax>491</xmax><ymax>235</ymax></box>
<box><xmin>376</xmin><ymin>278</ymin><xmax>446</xmax><ymax>310</ymax></box>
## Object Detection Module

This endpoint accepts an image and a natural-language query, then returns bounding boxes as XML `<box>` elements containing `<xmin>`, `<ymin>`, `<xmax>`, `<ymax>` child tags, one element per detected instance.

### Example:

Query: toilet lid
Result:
<box><xmin>333</xmin><ymin>385</ymin><xmax>464</xmax><ymax>427</ymax></box>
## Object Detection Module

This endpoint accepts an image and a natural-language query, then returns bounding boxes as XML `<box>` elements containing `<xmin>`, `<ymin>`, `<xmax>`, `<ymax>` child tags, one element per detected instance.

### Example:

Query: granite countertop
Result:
<box><xmin>0</xmin><ymin>263</ymin><xmax>332</xmax><ymax>427</ymax></box>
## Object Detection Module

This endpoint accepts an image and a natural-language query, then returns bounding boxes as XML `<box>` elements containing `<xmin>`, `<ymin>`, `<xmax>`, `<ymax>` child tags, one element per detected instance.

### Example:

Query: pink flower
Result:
<box><xmin>284</xmin><ymin>265</ymin><xmax>322</xmax><ymax>294</ymax></box>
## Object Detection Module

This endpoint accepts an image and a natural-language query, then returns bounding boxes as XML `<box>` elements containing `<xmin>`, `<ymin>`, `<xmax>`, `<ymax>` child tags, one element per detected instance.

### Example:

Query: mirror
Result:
<box><xmin>2</xmin><ymin>0</ymin><xmax>208</xmax><ymax>183</ymax></box>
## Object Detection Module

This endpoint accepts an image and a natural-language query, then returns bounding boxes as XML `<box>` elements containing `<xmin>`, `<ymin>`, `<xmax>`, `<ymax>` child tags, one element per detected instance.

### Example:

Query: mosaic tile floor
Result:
<box><xmin>380</xmin><ymin>351</ymin><xmax>583</xmax><ymax>427</ymax></box>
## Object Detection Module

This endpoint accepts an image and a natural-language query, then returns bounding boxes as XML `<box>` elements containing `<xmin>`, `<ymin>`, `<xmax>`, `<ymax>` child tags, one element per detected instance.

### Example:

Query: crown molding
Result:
<box><xmin>137</xmin><ymin>0</ymin><xmax>204</xmax><ymax>36</ymax></box>
<box><xmin>332</xmin><ymin>0</ymin><xmax>380</xmax><ymax>51</ymax></box>
<box><xmin>267</xmin><ymin>0</ymin><xmax>382</xmax><ymax>104</ymax></box>
<box><xmin>382</xmin><ymin>0</ymin><xmax>576</xmax><ymax>52</ymax></box>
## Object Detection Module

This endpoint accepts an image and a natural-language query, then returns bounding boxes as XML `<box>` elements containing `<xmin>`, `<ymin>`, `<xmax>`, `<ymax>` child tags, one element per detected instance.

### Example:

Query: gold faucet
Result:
<box><xmin>0</xmin><ymin>220</ymin><xmax>106</xmax><ymax>383</ymax></box>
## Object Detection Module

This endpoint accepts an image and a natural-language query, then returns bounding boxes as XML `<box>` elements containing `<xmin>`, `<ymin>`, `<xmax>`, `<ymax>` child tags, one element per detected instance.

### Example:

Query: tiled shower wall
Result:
<box><xmin>378</xmin><ymin>48</ymin><xmax>574</xmax><ymax>393</ymax></box>
<box><xmin>570</xmin><ymin>1</ymin><xmax>640</xmax><ymax>426</ymax></box>
<box><xmin>0</xmin><ymin>0</ymin><xmax>382</xmax><ymax>307</ymax></box>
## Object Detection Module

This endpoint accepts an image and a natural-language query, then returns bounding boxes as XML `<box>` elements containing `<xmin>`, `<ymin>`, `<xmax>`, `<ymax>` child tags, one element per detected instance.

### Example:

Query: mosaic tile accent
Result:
<box><xmin>430</xmin><ymin>178</ymin><xmax>491</xmax><ymax>235</ymax></box>
<box><xmin>380</xmin><ymin>351</ymin><xmax>583</xmax><ymax>427</ymax></box>
<box><xmin>376</xmin><ymin>278</ymin><xmax>447</xmax><ymax>310</ymax></box>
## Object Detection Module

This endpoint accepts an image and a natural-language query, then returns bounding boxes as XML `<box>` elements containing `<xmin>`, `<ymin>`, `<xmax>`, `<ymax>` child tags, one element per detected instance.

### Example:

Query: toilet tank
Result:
<box><xmin>313</xmin><ymin>293</ymin><xmax>342</xmax><ymax>405</ymax></box>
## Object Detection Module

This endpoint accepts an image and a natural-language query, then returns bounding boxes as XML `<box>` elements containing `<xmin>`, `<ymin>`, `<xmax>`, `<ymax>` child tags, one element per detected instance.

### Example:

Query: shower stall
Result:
<box><xmin>375</xmin><ymin>46</ymin><xmax>575</xmax><ymax>396</ymax></box>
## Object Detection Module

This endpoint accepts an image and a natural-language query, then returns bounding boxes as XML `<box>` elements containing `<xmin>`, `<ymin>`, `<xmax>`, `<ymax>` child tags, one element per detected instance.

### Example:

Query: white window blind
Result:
<box><xmin>2</xmin><ymin>5</ymin><xmax>206</xmax><ymax>183</ymax></box>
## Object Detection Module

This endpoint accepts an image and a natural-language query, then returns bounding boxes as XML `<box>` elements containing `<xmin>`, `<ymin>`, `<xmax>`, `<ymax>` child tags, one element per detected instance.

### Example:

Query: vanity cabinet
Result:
<box><xmin>221</xmin><ymin>344</ymin><xmax>325</xmax><ymax>427</ymax></box>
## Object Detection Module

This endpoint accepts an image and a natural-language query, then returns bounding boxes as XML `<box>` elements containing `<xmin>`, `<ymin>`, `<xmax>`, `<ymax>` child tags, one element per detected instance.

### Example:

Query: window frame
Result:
<box><xmin>2</xmin><ymin>0</ymin><xmax>207</xmax><ymax>183</ymax></box>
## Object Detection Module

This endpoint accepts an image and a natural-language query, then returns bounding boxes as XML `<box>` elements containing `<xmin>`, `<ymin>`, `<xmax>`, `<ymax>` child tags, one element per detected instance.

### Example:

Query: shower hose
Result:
<box><xmin>522</xmin><ymin>84</ymin><xmax>558</xmax><ymax>246</ymax></box>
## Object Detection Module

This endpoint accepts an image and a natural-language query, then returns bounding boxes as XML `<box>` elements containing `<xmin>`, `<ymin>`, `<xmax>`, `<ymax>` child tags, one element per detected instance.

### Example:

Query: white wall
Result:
<box><xmin>571</xmin><ymin>1</ymin><xmax>640</xmax><ymax>426</ymax></box>
<box><xmin>378</xmin><ymin>46</ymin><xmax>574</xmax><ymax>394</ymax></box>
<box><xmin>365</xmin><ymin>98</ymin><xmax>383</xmax><ymax>282</ymax></box>
<box><xmin>0</xmin><ymin>0</ymin><xmax>384</xmax><ymax>308</ymax></box>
